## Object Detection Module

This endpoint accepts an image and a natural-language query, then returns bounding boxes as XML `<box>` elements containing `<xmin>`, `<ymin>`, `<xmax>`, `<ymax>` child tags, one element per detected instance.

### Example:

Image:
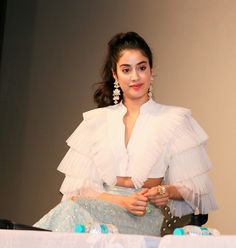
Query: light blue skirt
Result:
<box><xmin>34</xmin><ymin>185</ymin><xmax>163</xmax><ymax>236</ymax></box>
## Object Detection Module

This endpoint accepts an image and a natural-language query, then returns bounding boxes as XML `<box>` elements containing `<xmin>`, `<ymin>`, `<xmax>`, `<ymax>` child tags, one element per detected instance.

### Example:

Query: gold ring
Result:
<box><xmin>156</xmin><ymin>185</ymin><xmax>166</xmax><ymax>195</ymax></box>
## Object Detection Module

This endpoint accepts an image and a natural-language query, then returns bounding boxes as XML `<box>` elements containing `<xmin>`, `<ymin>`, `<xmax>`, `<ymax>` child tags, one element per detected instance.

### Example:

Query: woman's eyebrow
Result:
<box><xmin>119</xmin><ymin>61</ymin><xmax>147</xmax><ymax>67</ymax></box>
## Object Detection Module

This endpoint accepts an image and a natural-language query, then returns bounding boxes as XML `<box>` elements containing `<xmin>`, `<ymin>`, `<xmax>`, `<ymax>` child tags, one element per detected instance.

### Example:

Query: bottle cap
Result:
<box><xmin>100</xmin><ymin>224</ymin><xmax>109</xmax><ymax>233</ymax></box>
<box><xmin>75</xmin><ymin>224</ymin><xmax>86</xmax><ymax>233</ymax></box>
<box><xmin>200</xmin><ymin>227</ymin><xmax>210</xmax><ymax>235</ymax></box>
<box><xmin>173</xmin><ymin>227</ymin><xmax>185</xmax><ymax>235</ymax></box>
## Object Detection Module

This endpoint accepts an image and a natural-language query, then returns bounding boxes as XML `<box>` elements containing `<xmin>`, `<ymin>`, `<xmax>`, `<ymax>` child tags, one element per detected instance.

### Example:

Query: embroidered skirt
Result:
<box><xmin>34</xmin><ymin>185</ymin><xmax>163</xmax><ymax>236</ymax></box>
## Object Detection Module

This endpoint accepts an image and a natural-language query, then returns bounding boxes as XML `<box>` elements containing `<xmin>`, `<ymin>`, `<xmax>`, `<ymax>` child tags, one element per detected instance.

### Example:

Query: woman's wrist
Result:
<box><xmin>165</xmin><ymin>184</ymin><xmax>183</xmax><ymax>201</ymax></box>
<box><xmin>116</xmin><ymin>195</ymin><xmax>127</xmax><ymax>208</ymax></box>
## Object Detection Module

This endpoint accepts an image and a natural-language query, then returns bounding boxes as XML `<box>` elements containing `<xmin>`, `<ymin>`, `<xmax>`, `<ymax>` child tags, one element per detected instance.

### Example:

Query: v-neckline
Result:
<box><xmin>123</xmin><ymin>113</ymin><xmax>139</xmax><ymax>150</ymax></box>
<box><xmin>107</xmin><ymin>99</ymin><xmax>153</xmax><ymax>157</ymax></box>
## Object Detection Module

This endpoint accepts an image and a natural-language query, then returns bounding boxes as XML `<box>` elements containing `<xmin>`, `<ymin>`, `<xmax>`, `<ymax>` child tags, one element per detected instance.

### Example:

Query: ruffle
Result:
<box><xmin>168</xmin><ymin>173</ymin><xmax>218</xmax><ymax>216</ymax></box>
<box><xmin>58</xmin><ymin>148</ymin><xmax>92</xmax><ymax>178</ymax></box>
<box><xmin>60</xmin><ymin>176</ymin><xmax>104</xmax><ymax>201</ymax></box>
<box><xmin>57</xmin><ymin>120</ymin><xmax>96</xmax><ymax>198</ymax></box>
<box><xmin>57</xmin><ymin>108</ymin><xmax>117</xmax><ymax>199</ymax></box>
<box><xmin>152</xmin><ymin>106</ymin><xmax>218</xmax><ymax>216</ymax></box>
<box><xmin>83</xmin><ymin>108</ymin><xmax>117</xmax><ymax>186</ymax></box>
<box><xmin>170</xmin><ymin>115</ymin><xmax>208</xmax><ymax>155</ymax></box>
<box><xmin>167</xmin><ymin>145</ymin><xmax>212</xmax><ymax>183</ymax></box>
<box><xmin>129</xmin><ymin>105</ymin><xmax>192</xmax><ymax>188</ymax></box>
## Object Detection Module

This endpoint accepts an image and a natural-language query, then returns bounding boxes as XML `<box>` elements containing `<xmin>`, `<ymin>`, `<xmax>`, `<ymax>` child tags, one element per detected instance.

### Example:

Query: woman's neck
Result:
<box><xmin>123</xmin><ymin>97</ymin><xmax>149</xmax><ymax>115</ymax></box>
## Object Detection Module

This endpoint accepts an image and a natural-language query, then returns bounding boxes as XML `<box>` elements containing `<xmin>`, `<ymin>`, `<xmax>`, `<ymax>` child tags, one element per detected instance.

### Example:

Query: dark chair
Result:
<box><xmin>190</xmin><ymin>213</ymin><xmax>208</xmax><ymax>226</ymax></box>
<box><xmin>160</xmin><ymin>206</ymin><xmax>208</xmax><ymax>236</ymax></box>
<box><xmin>0</xmin><ymin>219</ymin><xmax>50</xmax><ymax>231</ymax></box>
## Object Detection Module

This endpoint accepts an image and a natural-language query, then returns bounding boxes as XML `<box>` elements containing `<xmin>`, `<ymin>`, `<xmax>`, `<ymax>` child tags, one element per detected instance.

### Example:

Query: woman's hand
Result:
<box><xmin>145</xmin><ymin>186</ymin><xmax>170</xmax><ymax>207</ymax></box>
<box><xmin>122</xmin><ymin>188</ymin><xmax>149</xmax><ymax>216</ymax></box>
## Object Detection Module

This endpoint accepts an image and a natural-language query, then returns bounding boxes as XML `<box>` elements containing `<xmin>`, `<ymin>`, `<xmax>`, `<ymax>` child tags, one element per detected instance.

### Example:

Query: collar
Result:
<box><xmin>116</xmin><ymin>98</ymin><xmax>161</xmax><ymax>115</ymax></box>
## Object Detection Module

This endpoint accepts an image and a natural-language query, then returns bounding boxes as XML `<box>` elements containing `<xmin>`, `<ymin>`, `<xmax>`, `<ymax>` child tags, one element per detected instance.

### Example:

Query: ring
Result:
<box><xmin>156</xmin><ymin>185</ymin><xmax>166</xmax><ymax>195</ymax></box>
<box><xmin>146</xmin><ymin>206</ymin><xmax>152</xmax><ymax>214</ymax></box>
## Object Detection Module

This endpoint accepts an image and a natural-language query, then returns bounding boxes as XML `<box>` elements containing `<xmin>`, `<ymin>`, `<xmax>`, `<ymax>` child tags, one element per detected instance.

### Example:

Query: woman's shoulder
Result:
<box><xmin>149</xmin><ymin>100</ymin><xmax>191</xmax><ymax>121</ymax></box>
<box><xmin>82</xmin><ymin>106</ymin><xmax>108</xmax><ymax>120</ymax></box>
<box><xmin>150</xmin><ymin>101</ymin><xmax>208</xmax><ymax>148</ymax></box>
<box><xmin>66</xmin><ymin>107</ymin><xmax>110</xmax><ymax>148</ymax></box>
<box><xmin>82</xmin><ymin>104</ymin><xmax>125</xmax><ymax>123</ymax></box>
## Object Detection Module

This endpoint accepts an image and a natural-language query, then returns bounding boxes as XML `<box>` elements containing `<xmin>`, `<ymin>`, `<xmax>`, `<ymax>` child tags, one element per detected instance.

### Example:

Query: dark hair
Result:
<box><xmin>93</xmin><ymin>32</ymin><xmax>153</xmax><ymax>107</ymax></box>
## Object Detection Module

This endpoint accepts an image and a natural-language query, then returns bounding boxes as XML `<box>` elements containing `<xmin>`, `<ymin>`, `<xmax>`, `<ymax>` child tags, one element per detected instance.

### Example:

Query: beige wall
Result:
<box><xmin>150</xmin><ymin>1</ymin><xmax>236</xmax><ymax>234</ymax></box>
<box><xmin>1</xmin><ymin>0</ymin><xmax>235</xmax><ymax>234</ymax></box>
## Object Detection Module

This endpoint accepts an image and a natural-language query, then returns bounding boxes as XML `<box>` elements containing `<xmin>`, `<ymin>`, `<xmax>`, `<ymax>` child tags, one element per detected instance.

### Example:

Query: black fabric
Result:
<box><xmin>0</xmin><ymin>219</ymin><xmax>50</xmax><ymax>231</ymax></box>
<box><xmin>189</xmin><ymin>214</ymin><xmax>208</xmax><ymax>226</ymax></box>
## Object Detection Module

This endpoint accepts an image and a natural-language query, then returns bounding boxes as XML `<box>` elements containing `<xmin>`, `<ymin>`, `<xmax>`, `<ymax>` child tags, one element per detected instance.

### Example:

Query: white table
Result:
<box><xmin>0</xmin><ymin>230</ymin><xmax>161</xmax><ymax>248</ymax></box>
<box><xmin>1</xmin><ymin>229</ymin><xmax>236</xmax><ymax>248</ymax></box>
<box><xmin>159</xmin><ymin>235</ymin><xmax>236</xmax><ymax>248</ymax></box>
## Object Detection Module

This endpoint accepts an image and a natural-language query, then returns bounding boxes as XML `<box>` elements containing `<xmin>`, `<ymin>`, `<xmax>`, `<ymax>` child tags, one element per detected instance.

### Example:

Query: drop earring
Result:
<box><xmin>148</xmin><ymin>76</ymin><xmax>154</xmax><ymax>99</ymax></box>
<box><xmin>113</xmin><ymin>80</ymin><xmax>121</xmax><ymax>104</ymax></box>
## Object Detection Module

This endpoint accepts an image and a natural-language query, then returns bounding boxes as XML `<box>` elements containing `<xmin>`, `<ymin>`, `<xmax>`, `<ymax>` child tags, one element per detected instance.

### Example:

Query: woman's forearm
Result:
<box><xmin>98</xmin><ymin>192</ymin><xmax>126</xmax><ymax>207</ymax></box>
<box><xmin>98</xmin><ymin>189</ymin><xmax>149</xmax><ymax>216</ymax></box>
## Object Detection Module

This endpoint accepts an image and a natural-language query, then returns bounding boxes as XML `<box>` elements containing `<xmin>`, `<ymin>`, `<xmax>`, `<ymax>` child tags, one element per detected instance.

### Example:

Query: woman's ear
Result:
<box><xmin>112</xmin><ymin>70</ymin><xmax>118</xmax><ymax>81</ymax></box>
<box><xmin>151</xmin><ymin>68</ymin><xmax>153</xmax><ymax>77</ymax></box>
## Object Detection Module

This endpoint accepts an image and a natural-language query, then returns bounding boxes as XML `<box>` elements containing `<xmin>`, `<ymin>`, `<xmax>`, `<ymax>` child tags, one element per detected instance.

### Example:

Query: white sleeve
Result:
<box><xmin>165</xmin><ymin>115</ymin><xmax>218</xmax><ymax>217</ymax></box>
<box><xmin>57</xmin><ymin>120</ymin><xmax>104</xmax><ymax>201</ymax></box>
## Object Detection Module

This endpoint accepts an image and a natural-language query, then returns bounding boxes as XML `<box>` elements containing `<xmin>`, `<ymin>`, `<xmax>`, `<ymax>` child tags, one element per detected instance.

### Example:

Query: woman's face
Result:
<box><xmin>113</xmin><ymin>49</ymin><xmax>153</xmax><ymax>104</ymax></box>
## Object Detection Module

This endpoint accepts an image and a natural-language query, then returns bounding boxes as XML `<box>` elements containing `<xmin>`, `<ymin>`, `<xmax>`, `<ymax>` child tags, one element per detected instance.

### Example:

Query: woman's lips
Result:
<box><xmin>130</xmin><ymin>84</ymin><xmax>143</xmax><ymax>90</ymax></box>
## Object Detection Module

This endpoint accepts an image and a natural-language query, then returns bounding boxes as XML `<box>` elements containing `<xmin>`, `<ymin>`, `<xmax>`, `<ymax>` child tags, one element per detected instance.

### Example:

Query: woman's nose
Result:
<box><xmin>131</xmin><ymin>69</ymin><xmax>139</xmax><ymax>81</ymax></box>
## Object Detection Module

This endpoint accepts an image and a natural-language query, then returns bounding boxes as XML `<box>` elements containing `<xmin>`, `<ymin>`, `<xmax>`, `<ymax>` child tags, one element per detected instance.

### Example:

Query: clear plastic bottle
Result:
<box><xmin>173</xmin><ymin>225</ymin><xmax>220</xmax><ymax>236</ymax></box>
<box><xmin>75</xmin><ymin>222</ymin><xmax>119</xmax><ymax>234</ymax></box>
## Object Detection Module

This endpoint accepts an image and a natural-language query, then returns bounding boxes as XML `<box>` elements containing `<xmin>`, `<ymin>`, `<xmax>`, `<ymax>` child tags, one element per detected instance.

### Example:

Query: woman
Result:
<box><xmin>34</xmin><ymin>32</ymin><xmax>217</xmax><ymax>236</ymax></box>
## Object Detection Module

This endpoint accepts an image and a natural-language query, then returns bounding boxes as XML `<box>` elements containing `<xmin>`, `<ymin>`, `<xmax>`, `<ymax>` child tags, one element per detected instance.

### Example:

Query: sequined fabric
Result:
<box><xmin>34</xmin><ymin>186</ymin><xmax>163</xmax><ymax>236</ymax></box>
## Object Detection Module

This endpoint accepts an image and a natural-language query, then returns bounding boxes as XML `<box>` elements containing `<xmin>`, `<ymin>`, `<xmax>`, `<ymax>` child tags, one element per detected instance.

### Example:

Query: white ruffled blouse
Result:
<box><xmin>57</xmin><ymin>99</ymin><xmax>218</xmax><ymax>217</ymax></box>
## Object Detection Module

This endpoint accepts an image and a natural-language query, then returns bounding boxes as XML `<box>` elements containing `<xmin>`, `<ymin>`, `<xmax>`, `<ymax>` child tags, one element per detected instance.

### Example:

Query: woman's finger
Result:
<box><xmin>130</xmin><ymin>210</ymin><xmax>146</xmax><ymax>216</ymax></box>
<box><xmin>154</xmin><ymin>197</ymin><xmax>169</xmax><ymax>206</ymax></box>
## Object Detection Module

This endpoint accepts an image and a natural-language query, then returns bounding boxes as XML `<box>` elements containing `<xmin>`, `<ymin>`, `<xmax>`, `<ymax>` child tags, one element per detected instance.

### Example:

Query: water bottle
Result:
<box><xmin>173</xmin><ymin>225</ymin><xmax>220</xmax><ymax>236</ymax></box>
<box><xmin>75</xmin><ymin>222</ymin><xmax>119</xmax><ymax>234</ymax></box>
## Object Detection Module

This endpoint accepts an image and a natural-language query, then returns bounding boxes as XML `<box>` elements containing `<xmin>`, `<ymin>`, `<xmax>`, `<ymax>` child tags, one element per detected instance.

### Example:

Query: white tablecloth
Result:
<box><xmin>0</xmin><ymin>230</ymin><xmax>160</xmax><ymax>248</ymax></box>
<box><xmin>159</xmin><ymin>235</ymin><xmax>236</xmax><ymax>248</ymax></box>
<box><xmin>1</xmin><ymin>230</ymin><xmax>236</xmax><ymax>248</ymax></box>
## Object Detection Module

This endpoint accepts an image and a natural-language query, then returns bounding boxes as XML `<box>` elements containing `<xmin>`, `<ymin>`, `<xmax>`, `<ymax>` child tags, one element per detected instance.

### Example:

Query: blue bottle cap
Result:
<box><xmin>173</xmin><ymin>228</ymin><xmax>185</xmax><ymax>235</ymax></box>
<box><xmin>100</xmin><ymin>224</ymin><xmax>109</xmax><ymax>234</ymax></box>
<box><xmin>200</xmin><ymin>227</ymin><xmax>210</xmax><ymax>235</ymax></box>
<box><xmin>75</xmin><ymin>224</ymin><xmax>86</xmax><ymax>233</ymax></box>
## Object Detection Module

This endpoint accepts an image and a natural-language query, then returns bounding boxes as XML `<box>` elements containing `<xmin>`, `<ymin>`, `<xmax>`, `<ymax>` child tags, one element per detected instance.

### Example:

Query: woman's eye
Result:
<box><xmin>122</xmin><ymin>68</ymin><xmax>130</xmax><ymax>73</ymax></box>
<box><xmin>139</xmin><ymin>66</ymin><xmax>146</xmax><ymax>71</ymax></box>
